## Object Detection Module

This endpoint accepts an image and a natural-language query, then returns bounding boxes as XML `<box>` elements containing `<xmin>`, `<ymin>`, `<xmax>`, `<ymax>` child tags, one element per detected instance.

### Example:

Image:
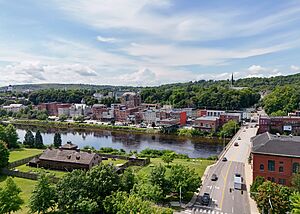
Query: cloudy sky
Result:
<box><xmin>1</xmin><ymin>0</ymin><xmax>300</xmax><ymax>86</ymax></box>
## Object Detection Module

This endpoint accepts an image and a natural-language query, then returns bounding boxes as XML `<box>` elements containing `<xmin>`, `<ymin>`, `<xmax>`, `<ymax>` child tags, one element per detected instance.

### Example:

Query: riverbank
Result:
<box><xmin>7</xmin><ymin>119</ymin><xmax>229</xmax><ymax>144</ymax></box>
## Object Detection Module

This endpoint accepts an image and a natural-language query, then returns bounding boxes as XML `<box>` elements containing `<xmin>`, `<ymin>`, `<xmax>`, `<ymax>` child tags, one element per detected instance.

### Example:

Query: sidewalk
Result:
<box><xmin>244</xmin><ymin>154</ymin><xmax>260</xmax><ymax>214</ymax></box>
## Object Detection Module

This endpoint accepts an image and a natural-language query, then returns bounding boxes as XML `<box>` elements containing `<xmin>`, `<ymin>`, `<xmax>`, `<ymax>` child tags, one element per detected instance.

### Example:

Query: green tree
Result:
<box><xmin>220</xmin><ymin>120</ymin><xmax>239</xmax><ymax>137</ymax></box>
<box><xmin>0</xmin><ymin>141</ymin><xmax>9</xmax><ymax>169</ymax></box>
<box><xmin>292</xmin><ymin>173</ymin><xmax>300</xmax><ymax>192</ymax></box>
<box><xmin>256</xmin><ymin>181</ymin><xmax>292</xmax><ymax>214</ymax></box>
<box><xmin>132</xmin><ymin>181</ymin><xmax>164</xmax><ymax>203</ymax></box>
<box><xmin>29</xmin><ymin>173</ymin><xmax>56</xmax><ymax>214</ymax></box>
<box><xmin>169</xmin><ymin>164</ymin><xmax>201</xmax><ymax>199</ymax></box>
<box><xmin>250</xmin><ymin>176</ymin><xmax>265</xmax><ymax>199</ymax></box>
<box><xmin>103</xmin><ymin>191</ymin><xmax>128</xmax><ymax>214</ymax></box>
<box><xmin>34</xmin><ymin>130</ymin><xmax>44</xmax><ymax>149</ymax></box>
<box><xmin>23</xmin><ymin>130</ymin><xmax>34</xmax><ymax>148</ymax></box>
<box><xmin>58</xmin><ymin>114</ymin><xmax>67</xmax><ymax>122</ymax></box>
<box><xmin>0</xmin><ymin>177</ymin><xmax>24</xmax><ymax>214</ymax></box>
<box><xmin>73</xmin><ymin>115</ymin><xmax>84</xmax><ymax>123</ymax></box>
<box><xmin>4</xmin><ymin>124</ymin><xmax>19</xmax><ymax>149</ymax></box>
<box><xmin>53</xmin><ymin>133</ymin><xmax>62</xmax><ymax>148</ymax></box>
<box><xmin>161</xmin><ymin>153</ymin><xmax>174</xmax><ymax>165</ymax></box>
<box><xmin>150</xmin><ymin>164</ymin><xmax>169</xmax><ymax>195</ymax></box>
<box><xmin>120</xmin><ymin>168</ymin><xmax>135</xmax><ymax>193</ymax></box>
<box><xmin>290</xmin><ymin>192</ymin><xmax>300</xmax><ymax>214</ymax></box>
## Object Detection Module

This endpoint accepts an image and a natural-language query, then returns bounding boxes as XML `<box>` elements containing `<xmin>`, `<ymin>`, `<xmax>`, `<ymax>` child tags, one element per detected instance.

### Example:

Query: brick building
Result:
<box><xmin>193</xmin><ymin>116</ymin><xmax>219</xmax><ymax>132</ymax></box>
<box><xmin>219</xmin><ymin>112</ymin><xmax>241</xmax><ymax>126</ymax></box>
<box><xmin>37</xmin><ymin>102</ymin><xmax>61</xmax><ymax>116</ymax></box>
<box><xmin>258</xmin><ymin>115</ymin><xmax>300</xmax><ymax>135</ymax></box>
<box><xmin>251</xmin><ymin>132</ymin><xmax>300</xmax><ymax>186</ymax></box>
<box><xmin>120</xmin><ymin>92</ymin><xmax>141</xmax><ymax>108</ymax></box>
<box><xmin>92</xmin><ymin>104</ymin><xmax>107</xmax><ymax>120</ymax></box>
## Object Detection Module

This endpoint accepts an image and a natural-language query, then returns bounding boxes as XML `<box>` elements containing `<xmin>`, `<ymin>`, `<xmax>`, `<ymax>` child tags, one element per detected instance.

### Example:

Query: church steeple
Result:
<box><xmin>231</xmin><ymin>73</ymin><xmax>234</xmax><ymax>87</ymax></box>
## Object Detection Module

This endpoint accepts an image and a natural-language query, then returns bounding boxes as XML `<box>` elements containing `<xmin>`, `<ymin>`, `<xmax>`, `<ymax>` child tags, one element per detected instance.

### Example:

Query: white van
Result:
<box><xmin>234</xmin><ymin>173</ymin><xmax>242</xmax><ymax>190</ymax></box>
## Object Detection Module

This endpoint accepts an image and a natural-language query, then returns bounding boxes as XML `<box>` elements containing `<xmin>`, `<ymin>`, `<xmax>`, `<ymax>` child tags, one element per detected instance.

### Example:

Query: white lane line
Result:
<box><xmin>232</xmin><ymin>206</ymin><xmax>234</xmax><ymax>213</ymax></box>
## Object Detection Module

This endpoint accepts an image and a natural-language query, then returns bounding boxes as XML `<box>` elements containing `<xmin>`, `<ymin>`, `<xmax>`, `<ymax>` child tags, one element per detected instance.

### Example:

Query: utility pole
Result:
<box><xmin>179</xmin><ymin>186</ymin><xmax>182</xmax><ymax>207</ymax></box>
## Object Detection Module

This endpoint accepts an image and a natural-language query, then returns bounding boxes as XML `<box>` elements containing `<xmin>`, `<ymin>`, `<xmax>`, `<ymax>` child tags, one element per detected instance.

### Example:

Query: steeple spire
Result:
<box><xmin>231</xmin><ymin>73</ymin><xmax>234</xmax><ymax>87</ymax></box>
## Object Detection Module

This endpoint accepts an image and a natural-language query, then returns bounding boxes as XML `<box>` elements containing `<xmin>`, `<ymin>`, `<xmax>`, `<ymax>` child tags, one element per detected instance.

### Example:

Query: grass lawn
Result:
<box><xmin>0</xmin><ymin>175</ymin><xmax>37</xmax><ymax>214</ymax></box>
<box><xmin>9</xmin><ymin>148</ymin><xmax>43</xmax><ymax>163</ymax></box>
<box><xmin>133</xmin><ymin>158</ymin><xmax>215</xmax><ymax>179</ymax></box>
<box><xmin>16</xmin><ymin>164</ymin><xmax>67</xmax><ymax>178</ymax></box>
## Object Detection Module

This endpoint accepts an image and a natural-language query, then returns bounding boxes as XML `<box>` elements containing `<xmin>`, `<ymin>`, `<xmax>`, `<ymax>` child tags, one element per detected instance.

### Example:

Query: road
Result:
<box><xmin>177</xmin><ymin>122</ymin><xmax>258</xmax><ymax>214</ymax></box>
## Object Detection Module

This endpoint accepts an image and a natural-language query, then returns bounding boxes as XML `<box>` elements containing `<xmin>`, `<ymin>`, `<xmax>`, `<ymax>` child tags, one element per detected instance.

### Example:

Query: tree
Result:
<box><xmin>255</xmin><ymin>181</ymin><xmax>292</xmax><ymax>214</ymax></box>
<box><xmin>0</xmin><ymin>141</ymin><xmax>9</xmax><ymax>169</ymax></box>
<box><xmin>34</xmin><ymin>130</ymin><xmax>44</xmax><ymax>149</ymax></box>
<box><xmin>4</xmin><ymin>124</ymin><xmax>19</xmax><ymax>149</ymax></box>
<box><xmin>73</xmin><ymin>115</ymin><xmax>84</xmax><ymax>123</ymax></box>
<box><xmin>132</xmin><ymin>182</ymin><xmax>164</xmax><ymax>203</ymax></box>
<box><xmin>0</xmin><ymin>177</ymin><xmax>24</xmax><ymax>214</ymax></box>
<box><xmin>169</xmin><ymin>164</ymin><xmax>201</xmax><ymax>199</ymax></box>
<box><xmin>53</xmin><ymin>133</ymin><xmax>62</xmax><ymax>148</ymax></box>
<box><xmin>150</xmin><ymin>164</ymin><xmax>169</xmax><ymax>195</ymax></box>
<box><xmin>23</xmin><ymin>130</ymin><xmax>34</xmax><ymax>148</ymax></box>
<box><xmin>29</xmin><ymin>173</ymin><xmax>56</xmax><ymax>214</ymax></box>
<box><xmin>220</xmin><ymin>120</ymin><xmax>239</xmax><ymax>137</ymax></box>
<box><xmin>250</xmin><ymin>176</ymin><xmax>265</xmax><ymax>199</ymax></box>
<box><xmin>103</xmin><ymin>191</ymin><xmax>128</xmax><ymax>214</ymax></box>
<box><xmin>292</xmin><ymin>173</ymin><xmax>300</xmax><ymax>192</ymax></box>
<box><xmin>161</xmin><ymin>153</ymin><xmax>174</xmax><ymax>165</ymax></box>
<box><xmin>120</xmin><ymin>168</ymin><xmax>135</xmax><ymax>193</ymax></box>
<box><xmin>290</xmin><ymin>192</ymin><xmax>300</xmax><ymax>214</ymax></box>
<box><xmin>59</xmin><ymin>114</ymin><xmax>67</xmax><ymax>122</ymax></box>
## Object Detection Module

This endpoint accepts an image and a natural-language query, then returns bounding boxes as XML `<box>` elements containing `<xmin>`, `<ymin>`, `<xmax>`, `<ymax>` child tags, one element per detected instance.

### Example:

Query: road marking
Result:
<box><xmin>232</xmin><ymin>206</ymin><xmax>234</xmax><ymax>213</ymax></box>
<box><xmin>214</xmin><ymin>186</ymin><xmax>220</xmax><ymax>190</ymax></box>
<box><xmin>220</xmin><ymin>161</ymin><xmax>233</xmax><ymax>210</ymax></box>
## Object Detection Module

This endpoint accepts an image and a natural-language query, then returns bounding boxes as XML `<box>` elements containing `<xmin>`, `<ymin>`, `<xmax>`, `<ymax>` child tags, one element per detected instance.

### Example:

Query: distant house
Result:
<box><xmin>251</xmin><ymin>132</ymin><xmax>300</xmax><ymax>186</ymax></box>
<box><xmin>29</xmin><ymin>143</ymin><xmax>101</xmax><ymax>171</ymax></box>
<box><xmin>2</xmin><ymin>104</ymin><xmax>24</xmax><ymax>112</ymax></box>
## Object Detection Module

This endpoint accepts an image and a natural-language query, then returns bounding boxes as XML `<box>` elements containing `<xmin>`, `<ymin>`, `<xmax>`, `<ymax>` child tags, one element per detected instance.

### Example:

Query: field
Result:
<box><xmin>9</xmin><ymin>148</ymin><xmax>43</xmax><ymax>163</ymax></box>
<box><xmin>0</xmin><ymin>176</ymin><xmax>37</xmax><ymax>214</ymax></box>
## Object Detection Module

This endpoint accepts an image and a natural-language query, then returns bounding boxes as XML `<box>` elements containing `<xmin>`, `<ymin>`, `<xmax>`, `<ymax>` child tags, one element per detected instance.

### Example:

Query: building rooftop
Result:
<box><xmin>59</xmin><ymin>143</ymin><xmax>78</xmax><ymax>150</ymax></box>
<box><xmin>251</xmin><ymin>132</ymin><xmax>300</xmax><ymax>158</ymax></box>
<box><xmin>39</xmin><ymin>148</ymin><xmax>98</xmax><ymax>165</ymax></box>
<box><xmin>195</xmin><ymin>116</ymin><xmax>219</xmax><ymax>121</ymax></box>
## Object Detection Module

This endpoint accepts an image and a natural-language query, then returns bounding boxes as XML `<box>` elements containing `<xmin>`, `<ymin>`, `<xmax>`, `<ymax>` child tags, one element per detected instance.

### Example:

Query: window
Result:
<box><xmin>271</xmin><ymin>177</ymin><xmax>276</xmax><ymax>182</ymax></box>
<box><xmin>279</xmin><ymin>166</ymin><xmax>284</xmax><ymax>173</ymax></box>
<box><xmin>260</xmin><ymin>164</ymin><xmax>264</xmax><ymax>171</ymax></box>
<box><xmin>293</xmin><ymin>162</ymin><xmax>300</xmax><ymax>173</ymax></box>
<box><xmin>279</xmin><ymin>161</ymin><xmax>283</xmax><ymax>165</ymax></box>
<box><xmin>268</xmin><ymin>160</ymin><xmax>275</xmax><ymax>172</ymax></box>
<box><xmin>278</xmin><ymin>178</ymin><xmax>286</xmax><ymax>185</ymax></box>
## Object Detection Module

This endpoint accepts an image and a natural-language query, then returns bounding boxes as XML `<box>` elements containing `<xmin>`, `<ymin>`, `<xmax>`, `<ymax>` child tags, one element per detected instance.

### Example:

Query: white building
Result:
<box><xmin>70</xmin><ymin>104</ymin><xmax>91</xmax><ymax>117</ymax></box>
<box><xmin>142</xmin><ymin>109</ymin><xmax>157</xmax><ymax>124</ymax></box>
<box><xmin>206</xmin><ymin>110</ymin><xmax>225</xmax><ymax>117</ymax></box>
<box><xmin>3</xmin><ymin>104</ymin><xmax>24</xmax><ymax>112</ymax></box>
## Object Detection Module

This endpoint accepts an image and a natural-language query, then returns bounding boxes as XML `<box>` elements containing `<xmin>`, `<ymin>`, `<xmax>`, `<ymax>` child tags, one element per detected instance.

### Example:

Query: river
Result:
<box><xmin>16</xmin><ymin>126</ymin><xmax>224</xmax><ymax>158</ymax></box>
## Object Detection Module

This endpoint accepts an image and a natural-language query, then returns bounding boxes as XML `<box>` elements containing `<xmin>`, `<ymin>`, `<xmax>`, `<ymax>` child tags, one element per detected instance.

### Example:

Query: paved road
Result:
<box><xmin>177</xmin><ymin>122</ymin><xmax>258</xmax><ymax>214</ymax></box>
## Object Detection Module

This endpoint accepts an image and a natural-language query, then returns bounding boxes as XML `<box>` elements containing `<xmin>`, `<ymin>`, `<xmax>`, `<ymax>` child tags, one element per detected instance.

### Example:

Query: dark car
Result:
<box><xmin>211</xmin><ymin>173</ymin><xmax>218</xmax><ymax>181</ymax></box>
<box><xmin>234</xmin><ymin>142</ymin><xmax>239</xmax><ymax>146</ymax></box>
<box><xmin>201</xmin><ymin>193</ymin><xmax>210</xmax><ymax>206</ymax></box>
<box><xmin>222</xmin><ymin>157</ymin><xmax>227</xmax><ymax>162</ymax></box>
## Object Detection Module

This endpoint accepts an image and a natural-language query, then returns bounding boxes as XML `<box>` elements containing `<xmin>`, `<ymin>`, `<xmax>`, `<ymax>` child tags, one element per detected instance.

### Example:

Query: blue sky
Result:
<box><xmin>1</xmin><ymin>0</ymin><xmax>300</xmax><ymax>86</ymax></box>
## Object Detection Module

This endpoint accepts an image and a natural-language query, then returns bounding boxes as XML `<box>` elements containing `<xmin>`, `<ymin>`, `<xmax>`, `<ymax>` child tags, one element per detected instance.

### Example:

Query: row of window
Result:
<box><xmin>259</xmin><ymin>161</ymin><xmax>300</xmax><ymax>173</ymax></box>
<box><xmin>267</xmin><ymin>177</ymin><xmax>286</xmax><ymax>185</ymax></box>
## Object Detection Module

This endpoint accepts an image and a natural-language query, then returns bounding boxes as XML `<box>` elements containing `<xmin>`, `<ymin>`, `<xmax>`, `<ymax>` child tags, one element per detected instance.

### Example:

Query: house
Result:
<box><xmin>2</xmin><ymin>104</ymin><xmax>24</xmax><ymax>112</ymax></box>
<box><xmin>251</xmin><ymin>132</ymin><xmax>300</xmax><ymax>186</ymax></box>
<box><xmin>29</xmin><ymin>143</ymin><xmax>101</xmax><ymax>171</ymax></box>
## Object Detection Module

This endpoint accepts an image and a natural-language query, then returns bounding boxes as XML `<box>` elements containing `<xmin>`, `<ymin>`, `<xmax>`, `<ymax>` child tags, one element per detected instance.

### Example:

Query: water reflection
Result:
<box><xmin>15</xmin><ymin>125</ymin><xmax>223</xmax><ymax>158</ymax></box>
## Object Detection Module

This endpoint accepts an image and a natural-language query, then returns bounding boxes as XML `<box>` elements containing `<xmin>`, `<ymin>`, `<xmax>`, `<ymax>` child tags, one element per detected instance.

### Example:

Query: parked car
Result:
<box><xmin>238</xmin><ymin>137</ymin><xmax>241</xmax><ymax>140</ymax></box>
<box><xmin>234</xmin><ymin>142</ymin><xmax>239</xmax><ymax>146</ymax></box>
<box><xmin>201</xmin><ymin>193</ymin><xmax>210</xmax><ymax>206</ymax></box>
<box><xmin>222</xmin><ymin>157</ymin><xmax>227</xmax><ymax>162</ymax></box>
<box><xmin>211</xmin><ymin>173</ymin><xmax>218</xmax><ymax>181</ymax></box>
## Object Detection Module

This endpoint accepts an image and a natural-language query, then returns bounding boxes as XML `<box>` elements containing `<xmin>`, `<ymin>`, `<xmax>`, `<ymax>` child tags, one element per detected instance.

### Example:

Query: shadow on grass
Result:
<box><xmin>0</xmin><ymin>175</ymin><xmax>8</xmax><ymax>182</ymax></box>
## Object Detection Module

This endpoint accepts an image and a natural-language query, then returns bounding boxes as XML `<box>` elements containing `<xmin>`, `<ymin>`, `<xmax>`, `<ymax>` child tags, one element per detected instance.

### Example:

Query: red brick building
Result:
<box><xmin>120</xmin><ymin>92</ymin><xmax>141</xmax><ymax>108</ymax></box>
<box><xmin>37</xmin><ymin>102</ymin><xmax>61</xmax><ymax>116</ymax></box>
<box><xmin>92</xmin><ymin>104</ymin><xmax>107</xmax><ymax>120</ymax></box>
<box><xmin>251</xmin><ymin>132</ymin><xmax>300</xmax><ymax>186</ymax></box>
<box><xmin>193</xmin><ymin>116</ymin><xmax>219</xmax><ymax>132</ymax></box>
<box><xmin>219</xmin><ymin>113</ymin><xmax>241</xmax><ymax>126</ymax></box>
<box><xmin>258</xmin><ymin>116</ymin><xmax>300</xmax><ymax>135</ymax></box>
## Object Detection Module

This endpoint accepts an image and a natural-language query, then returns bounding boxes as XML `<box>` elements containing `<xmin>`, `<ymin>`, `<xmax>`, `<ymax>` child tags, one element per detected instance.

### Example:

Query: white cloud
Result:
<box><xmin>291</xmin><ymin>65</ymin><xmax>300</xmax><ymax>71</ymax></box>
<box><xmin>246</xmin><ymin>65</ymin><xmax>282</xmax><ymax>78</ymax></box>
<box><xmin>96</xmin><ymin>36</ymin><xmax>117</xmax><ymax>43</ymax></box>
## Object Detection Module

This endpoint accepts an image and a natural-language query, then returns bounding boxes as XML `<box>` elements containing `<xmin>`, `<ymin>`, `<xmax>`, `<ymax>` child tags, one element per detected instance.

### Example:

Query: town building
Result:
<box><xmin>193</xmin><ymin>116</ymin><xmax>219</xmax><ymax>132</ymax></box>
<box><xmin>37</xmin><ymin>102</ymin><xmax>61</xmax><ymax>116</ymax></box>
<box><xmin>29</xmin><ymin>143</ymin><xmax>101</xmax><ymax>171</ymax></box>
<box><xmin>92</xmin><ymin>104</ymin><xmax>107</xmax><ymax>120</ymax></box>
<box><xmin>258</xmin><ymin>115</ymin><xmax>300</xmax><ymax>135</ymax></box>
<box><xmin>69</xmin><ymin>104</ymin><xmax>92</xmax><ymax>117</ymax></box>
<box><xmin>198</xmin><ymin>109</ymin><xmax>226</xmax><ymax>117</ymax></box>
<box><xmin>142</xmin><ymin>109</ymin><xmax>157</xmax><ymax>124</ymax></box>
<box><xmin>251</xmin><ymin>132</ymin><xmax>300</xmax><ymax>186</ymax></box>
<box><xmin>2</xmin><ymin>104</ymin><xmax>24</xmax><ymax>112</ymax></box>
<box><xmin>219</xmin><ymin>112</ymin><xmax>241</xmax><ymax>126</ymax></box>
<box><xmin>57</xmin><ymin>103</ymin><xmax>72</xmax><ymax>116</ymax></box>
<box><xmin>120</xmin><ymin>92</ymin><xmax>141</xmax><ymax>108</ymax></box>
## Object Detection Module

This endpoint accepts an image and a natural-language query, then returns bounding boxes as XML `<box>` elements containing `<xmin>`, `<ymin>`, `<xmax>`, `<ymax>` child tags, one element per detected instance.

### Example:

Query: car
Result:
<box><xmin>201</xmin><ymin>193</ymin><xmax>210</xmax><ymax>206</ymax></box>
<box><xmin>222</xmin><ymin>157</ymin><xmax>227</xmax><ymax>162</ymax></box>
<box><xmin>238</xmin><ymin>137</ymin><xmax>241</xmax><ymax>140</ymax></box>
<box><xmin>243</xmin><ymin>129</ymin><xmax>246</xmax><ymax>132</ymax></box>
<box><xmin>234</xmin><ymin>142</ymin><xmax>239</xmax><ymax>146</ymax></box>
<box><xmin>211</xmin><ymin>173</ymin><xmax>218</xmax><ymax>181</ymax></box>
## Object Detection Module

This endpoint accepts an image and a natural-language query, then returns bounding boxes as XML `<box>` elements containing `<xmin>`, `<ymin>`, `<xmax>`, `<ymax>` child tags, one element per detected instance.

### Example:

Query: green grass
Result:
<box><xmin>9</xmin><ymin>148</ymin><xmax>43</xmax><ymax>163</ymax></box>
<box><xmin>0</xmin><ymin>175</ymin><xmax>37</xmax><ymax>214</ymax></box>
<box><xmin>16</xmin><ymin>164</ymin><xmax>67</xmax><ymax>178</ymax></box>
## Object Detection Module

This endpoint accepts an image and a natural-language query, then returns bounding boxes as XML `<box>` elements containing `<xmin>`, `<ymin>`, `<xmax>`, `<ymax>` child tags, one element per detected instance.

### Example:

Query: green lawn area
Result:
<box><xmin>0</xmin><ymin>175</ymin><xmax>37</xmax><ymax>214</ymax></box>
<box><xmin>9</xmin><ymin>148</ymin><xmax>43</xmax><ymax>163</ymax></box>
<box><xmin>132</xmin><ymin>158</ymin><xmax>215</xmax><ymax>180</ymax></box>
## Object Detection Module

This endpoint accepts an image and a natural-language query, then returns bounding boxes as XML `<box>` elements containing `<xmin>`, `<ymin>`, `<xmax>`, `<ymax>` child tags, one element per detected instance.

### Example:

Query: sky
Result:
<box><xmin>1</xmin><ymin>0</ymin><xmax>300</xmax><ymax>86</ymax></box>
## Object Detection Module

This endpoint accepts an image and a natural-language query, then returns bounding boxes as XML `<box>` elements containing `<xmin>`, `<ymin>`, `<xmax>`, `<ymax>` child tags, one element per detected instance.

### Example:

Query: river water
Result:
<box><xmin>16</xmin><ymin>126</ymin><xmax>224</xmax><ymax>158</ymax></box>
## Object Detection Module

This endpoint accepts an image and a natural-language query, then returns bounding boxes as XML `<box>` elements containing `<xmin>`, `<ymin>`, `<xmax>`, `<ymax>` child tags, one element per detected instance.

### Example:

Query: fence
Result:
<box><xmin>8</xmin><ymin>154</ymin><xmax>41</xmax><ymax>169</ymax></box>
<box><xmin>1</xmin><ymin>168</ymin><xmax>59</xmax><ymax>183</ymax></box>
